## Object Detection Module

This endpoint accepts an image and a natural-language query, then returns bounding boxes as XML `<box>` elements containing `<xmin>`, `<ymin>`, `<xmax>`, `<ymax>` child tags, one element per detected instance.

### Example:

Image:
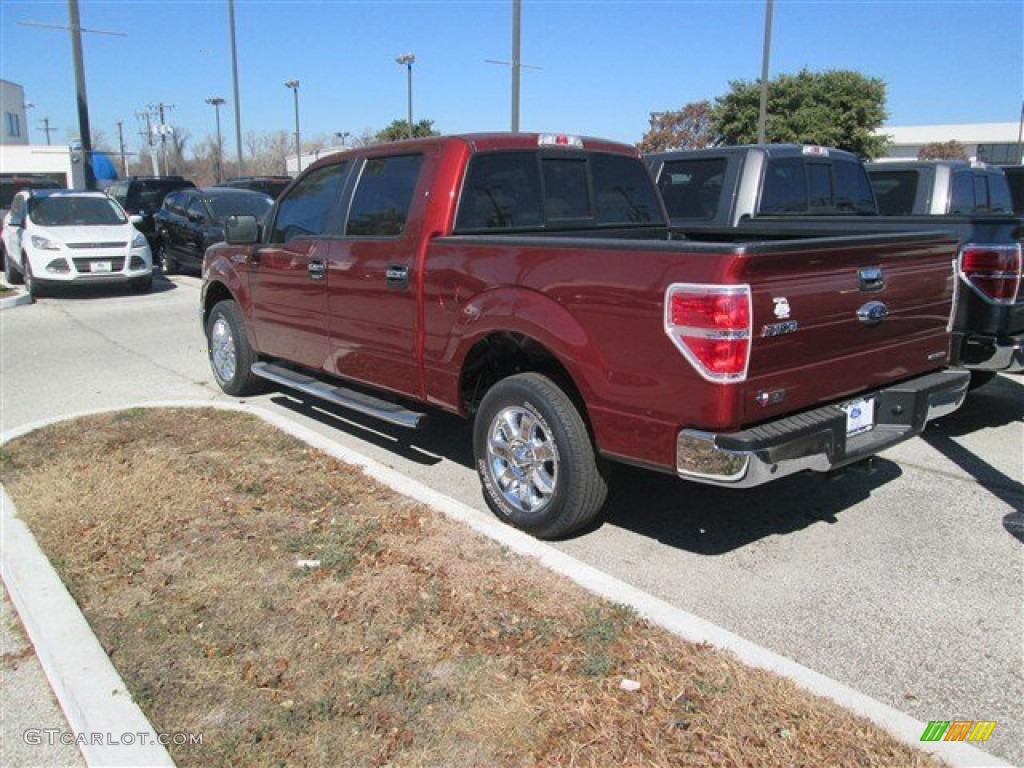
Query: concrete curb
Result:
<box><xmin>0</xmin><ymin>401</ymin><xmax>1011</xmax><ymax>768</ymax></box>
<box><xmin>0</xmin><ymin>287</ymin><xmax>32</xmax><ymax>309</ymax></box>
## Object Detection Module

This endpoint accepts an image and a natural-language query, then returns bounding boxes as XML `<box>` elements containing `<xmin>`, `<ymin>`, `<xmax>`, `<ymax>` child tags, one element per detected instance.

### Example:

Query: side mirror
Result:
<box><xmin>129</xmin><ymin>214</ymin><xmax>144</xmax><ymax>227</ymax></box>
<box><xmin>187</xmin><ymin>212</ymin><xmax>205</xmax><ymax>224</ymax></box>
<box><xmin>225</xmin><ymin>215</ymin><xmax>259</xmax><ymax>244</ymax></box>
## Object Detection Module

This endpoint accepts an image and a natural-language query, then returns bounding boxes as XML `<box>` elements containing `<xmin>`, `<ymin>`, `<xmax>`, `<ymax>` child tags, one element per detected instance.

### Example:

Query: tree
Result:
<box><xmin>712</xmin><ymin>69</ymin><xmax>889</xmax><ymax>158</ymax></box>
<box><xmin>918</xmin><ymin>140</ymin><xmax>968</xmax><ymax>161</ymax></box>
<box><xmin>375</xmin><ymin>119</ymin><xmax>439</xmax><ymax>143</ymax></box>
<box><xmin>637</xmin><ymin>101</ymin><xmax>716</xmax><ymax>153</ymax></box>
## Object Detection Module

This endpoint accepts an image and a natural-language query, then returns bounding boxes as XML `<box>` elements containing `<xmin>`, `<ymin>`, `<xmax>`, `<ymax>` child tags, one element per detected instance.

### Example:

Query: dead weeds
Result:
<box><xmin>2</xmin><ymin>408</ymin><xmax>945</xmax><ymax>767</ymax></box>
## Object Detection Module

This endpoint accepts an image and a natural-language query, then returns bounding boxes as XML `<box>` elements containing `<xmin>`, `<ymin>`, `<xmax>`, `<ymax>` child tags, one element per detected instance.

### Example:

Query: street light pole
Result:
<box><xmin>511</xmin><ymin>0</ymin><xmax>521</xmax><ymax>132</ymax></box>
<box><xmin>757</xmin><ymin>0</ymin><xmax>774</xmax><ymax>145</ymax></box>
<box><xmin>395</xmin><ymin>53</ymin><xmax>415</xmax><ymax>139</ymax></box>
<box><xmin>206</xmin><ymin>97</ymin><xmax>226</xmax><ymax>182</ymax></box>
<box><xmin>284</xmin><ymin>80</ymin><xmax>301</xmax><ymax>174</ymax></box>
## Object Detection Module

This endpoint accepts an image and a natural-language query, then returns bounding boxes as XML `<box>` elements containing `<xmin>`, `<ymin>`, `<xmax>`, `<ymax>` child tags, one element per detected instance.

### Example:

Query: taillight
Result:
<box><xmin>959</xmin><ymin>244</ymin><xmax>1022</xmax><ymax>304</ymax></box>
<box><xmin>664</xmin><ymin>284</ymin><xmax>752</xmax><ymax>382</ymax></box>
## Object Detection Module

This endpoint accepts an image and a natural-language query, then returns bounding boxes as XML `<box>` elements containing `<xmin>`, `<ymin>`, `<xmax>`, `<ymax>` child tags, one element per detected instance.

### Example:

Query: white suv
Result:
<box><xmin>1</xmin><ymin>189</ymin><xmax>152</xmax><ymax>297</ymax></box>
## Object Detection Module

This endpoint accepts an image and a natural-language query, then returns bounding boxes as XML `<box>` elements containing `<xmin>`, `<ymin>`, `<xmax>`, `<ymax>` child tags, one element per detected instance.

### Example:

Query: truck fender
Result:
<box><xmin>445</xmin><ymin>287</ymin><xmax>609</xmax><ymax>414</ymax></box>
<box><xmin>201</xmin><ymin>255</ymin><xmax>254</xmax><ymax>347</ymax></box>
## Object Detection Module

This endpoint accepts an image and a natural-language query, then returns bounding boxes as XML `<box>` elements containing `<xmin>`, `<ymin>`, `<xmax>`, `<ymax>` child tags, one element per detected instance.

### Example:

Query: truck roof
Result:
<box><xmin>304</xmin><ymin>132</ymin><xmax>641</xmax><ymax>172</ymax></box>
<box><xmin>648</xmin><ymin>143</ymin><xmax>864</xmax><ymax>163</ymax></box>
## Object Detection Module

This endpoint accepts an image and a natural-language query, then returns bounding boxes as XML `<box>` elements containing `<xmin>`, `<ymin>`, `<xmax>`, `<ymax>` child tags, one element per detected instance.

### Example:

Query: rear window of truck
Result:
<box><xmin>760</xmin><ymin>157</ymin><xmax>875</xmax><ymax>215</ymax></box>
<box><xmin>454</xmin><ymin>151</ymin><xmax>662</xmax><ymax>232</ymax></box>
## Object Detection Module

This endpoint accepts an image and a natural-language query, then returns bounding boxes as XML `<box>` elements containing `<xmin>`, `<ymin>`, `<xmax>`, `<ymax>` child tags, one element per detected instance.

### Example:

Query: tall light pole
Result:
<box><xmin>757</xmin><ymin>0</ymin><xmax>774</xmax><ymax>145</ymax></box>
<box><xmin>206</xmin><ymin>97</ymin><xmax>226</xmax><ymax>182</ymax></box>
<box><xmin>511</xmin><ymin>0</ymin><xmax>521</xmax><ymax>132</ymax></box>
<box><xmin>284</xmin><ymin>80</ymin><xmax>301</xmax><ymax>174</ymax></box>
<box><xmin>395</xmin><ymin>53</ymin><xmax>415</xmax><ymax>139</ymax></box>
<box><xmin>228</xmin><ymin>0</ymin><xmax>244</xmax><ymax>175</ymax></box>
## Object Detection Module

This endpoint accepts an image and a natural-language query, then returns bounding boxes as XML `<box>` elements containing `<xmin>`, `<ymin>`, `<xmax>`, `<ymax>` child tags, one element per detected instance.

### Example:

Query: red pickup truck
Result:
<box><xmin>201</xmin><ymin>133</ymin><xmax>969</xmax><ymax>538</ymax></box>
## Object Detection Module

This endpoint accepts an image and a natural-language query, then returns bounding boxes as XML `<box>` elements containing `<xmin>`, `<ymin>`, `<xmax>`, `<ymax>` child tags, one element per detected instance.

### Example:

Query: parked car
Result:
<box><xmin>865</xmin><ymin>159</ymin><xmax>1013</xmax><ymax>216</ymax></box>
<box><xmin>153</xmin><ymin>187</ymin><xmax>273</xmax><ymax>275</ymax></box>
<box><xmin>201</xmin><ymin>132</ymin><xmax>968</xmax><ymax>539</ymax></box>
<box><xmin>1</xmin><ymin>176</ymin><xmax>62</xmax><ymax>270</ymax></box>
<box><xmin>214</xmin><ymin>176</ymin><xmax>291</xmax><ymax>199</ymax></box>
<box><xmin>2</xmin><ymin>189</ymin><xmax>152</xmax><ymax>297</ymax></box>
<box><xmin>105</xmin><ymin>176</ymin><xmax>197</xmax><ymax>249</ymax></box>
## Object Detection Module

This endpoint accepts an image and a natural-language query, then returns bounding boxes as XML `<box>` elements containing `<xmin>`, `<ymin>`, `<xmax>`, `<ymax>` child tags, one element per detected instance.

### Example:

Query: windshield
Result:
<box><xmin>29</xmin><ymin>196</ymin><xmax>127</xmax><ymax>227</ymax></box>
<box><xmin>207</xmin><ymin>193</ymin><xmax>273</xmax><ymax>221</ymax></box>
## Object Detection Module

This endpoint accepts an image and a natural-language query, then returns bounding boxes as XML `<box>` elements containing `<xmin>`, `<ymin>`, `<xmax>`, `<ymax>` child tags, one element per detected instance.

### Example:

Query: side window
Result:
<box><xmin>869</xmin><ymin>170</ymin><xmax>918</xmax><ymax>215</ymax></box>
<box><xmin>107</xmin><ymin>182</ymin><xmax>127</xmax><ymax>206</ymax></box>
<box><xmin>987</xmin><ymin>173</ymin><xmax>1013</xmax><ymax>214</ymax></box>
<box><xmin>542</xmin><ymin>158</ymin><xmax>590</xmax><ymax>220</ymax></box>
<box><xmin>346</xmin><ymin>155</ymin><xmax>423</xmax><ymax>237</ymax></box>
<box><xmin>591</xmin><ymin>153</ymin><xmax>660</xmax><ymax>225</ymax></box>
<box><xmin>165</xmin><ymin>191</ymin><xmax>186</xmax><ymax>215</ymax></box>
<box><xmin>949</xmin><ymin>172</ymin><xmax>975</xmax><ymax>214</ymax></box>
<box><xmin>271</xmin><ymin>162</ymin><xmax>348</xmax><ymax>243</ymax></box>
<box><xmin>658</xmin><ymin>158</ymin><xmax>727</xmax><ymax>220</ymax></box>
<box><xmin>186</xmin><ymin>198</ymin><xmax>207</xmax><ymax>222</ymax></box>
<box><xmin>454</xmin><ymin>152</ymin><xmax>543</xmax><ymax>232</ymax></box>
<box><xmin>972</xmin><ymin>175</ymin><xmax>989</xmax><ymax>213</ymax></box>
<box><xmin>760</xmin><ymin>158</ymin><xmax>808</xmax><ymax>214</ymax></box>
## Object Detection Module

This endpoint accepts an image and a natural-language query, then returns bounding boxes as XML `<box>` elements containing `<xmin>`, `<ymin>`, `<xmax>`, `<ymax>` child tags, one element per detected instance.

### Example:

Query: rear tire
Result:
<box><xmin>206</xmin><ymin>300</ymin><xmax>265</xmax><ymax>396</ymax></box>
<box><xmin>473</xmin><ymin>372</ymin><xmax>608</xmax><ymax>539</ymax></box>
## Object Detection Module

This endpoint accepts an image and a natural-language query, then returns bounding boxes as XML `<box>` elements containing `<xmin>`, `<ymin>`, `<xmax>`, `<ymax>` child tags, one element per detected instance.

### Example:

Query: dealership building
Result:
<box><xmin>878</xmin><ymin>122</ymin><xmax>1022</xmax><ymax>164</ymax></box>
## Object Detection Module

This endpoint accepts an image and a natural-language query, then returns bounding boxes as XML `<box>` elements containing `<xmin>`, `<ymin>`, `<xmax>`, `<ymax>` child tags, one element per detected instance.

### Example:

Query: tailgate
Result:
<box><xmin>734</xmin><ymin>231</ymin><xmax>958</xmax><ymax>425</ymax></box>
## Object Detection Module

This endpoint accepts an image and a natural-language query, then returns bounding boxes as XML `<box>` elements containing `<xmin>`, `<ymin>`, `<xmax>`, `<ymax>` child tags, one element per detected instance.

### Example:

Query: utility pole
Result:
<box><xmin>135</xmin><ymin>109</ymin><xmax>158</xmax><ymax>175</ymax></box>
<box><xmin>38</xmin><ymin>117</ymin><xmax>56</xmax><ymax>145</ymax></box>
<box><xmin>511</xmin><ymin>0</ymin><xmax>521</xmax><ymax>132</ymax></box>
<box><xmin>116</xmin><ymin>120</ymin><xmax>127</xmax><ymax>176</ymax></box>
<box><xmin>148</xmin><ymin>102</ymin><xmax>174</xmax><ymax>176</ymax></box>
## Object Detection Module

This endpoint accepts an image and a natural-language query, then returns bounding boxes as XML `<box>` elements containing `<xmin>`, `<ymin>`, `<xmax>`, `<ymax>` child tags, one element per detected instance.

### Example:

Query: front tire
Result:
<box><xmin>473</xmin><ymin>372</ymin><xmax>608</xmax><ymax>539</ymax></box>
<box><xmin>23</xmin><ymin>257</ymin><xmax>45</xmax><ymax>298</ymax></box>
<box><xmin>157</xmin><ymin>242</ymin><xmax>178</xmax><ymax>275</ymax></box>
<box><xmin>206</xmin><ymin>300</ymin><xmax>264</xmax><ymax>396</ymax></box>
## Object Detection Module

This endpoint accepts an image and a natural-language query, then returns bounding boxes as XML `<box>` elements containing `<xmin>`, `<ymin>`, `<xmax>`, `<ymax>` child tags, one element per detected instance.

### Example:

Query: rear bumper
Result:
<box><xmin>675</xmin><ymin>369</ymin><xmax>971</xmax><ymax>488</ymax></box>
<box><xmin>956</xmin><ymin>332</ymin><xmax>1024</xmax><ymax>373</ymax></box>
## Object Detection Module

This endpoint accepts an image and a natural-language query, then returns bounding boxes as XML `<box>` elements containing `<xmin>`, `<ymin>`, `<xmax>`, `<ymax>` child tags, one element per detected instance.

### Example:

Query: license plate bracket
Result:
<box><xmin>840</xmin><ymin>396</ymin><xmax>875</xmax><ymax>437</ymax></box>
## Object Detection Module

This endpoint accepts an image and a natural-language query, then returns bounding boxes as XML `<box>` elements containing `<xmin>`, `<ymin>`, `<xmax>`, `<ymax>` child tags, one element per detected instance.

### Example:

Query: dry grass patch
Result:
<box><xmin>2</xmin><ymin>408</ymin><xmax>944</xmax><ymax>767</ymax></box>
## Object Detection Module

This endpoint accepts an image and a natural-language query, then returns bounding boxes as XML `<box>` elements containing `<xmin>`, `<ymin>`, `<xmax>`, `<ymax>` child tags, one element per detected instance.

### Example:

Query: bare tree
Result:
<box><xmin>638</xmin><ymin>101</ymin><xmax>716</xmax><ymax>153</ymax></box>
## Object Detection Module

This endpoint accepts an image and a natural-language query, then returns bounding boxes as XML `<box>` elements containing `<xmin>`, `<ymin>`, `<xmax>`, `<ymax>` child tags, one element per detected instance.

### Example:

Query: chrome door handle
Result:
<box><xmin>309</xmin><ymin>259</ymin><xmax>326</xmax><ymax>280</ymax></box>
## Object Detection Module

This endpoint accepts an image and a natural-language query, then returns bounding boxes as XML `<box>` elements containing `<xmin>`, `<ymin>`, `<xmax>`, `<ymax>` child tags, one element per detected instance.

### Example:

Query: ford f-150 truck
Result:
<box><xmin>647</xmin><ymin>145</ymin><xmax>1024</xmax><ymax>388</ymax></box>
<box><xmin>202</xmin><ymin>133</ymin><xmax>968</xmax><ymax>539</ymax></box>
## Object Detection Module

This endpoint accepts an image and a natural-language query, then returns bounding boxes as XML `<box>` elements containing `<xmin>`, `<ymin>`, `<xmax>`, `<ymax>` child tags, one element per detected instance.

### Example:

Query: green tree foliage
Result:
<box><xmin>375</xmin><ymin>119</ymin><xmax>440</xmax><ymax>143</ymax></box>
<box><xmin>917</xmin><ymin>140</ymin><xmax>968</xmax><ymax>161</ymax></box>
<box><xmin>637</xmin><ymin>101</ymin><xmax>716</xmax><ymax>153</ymax></box>
<box><xmin>712</xmin><ymin>69</ymin><xmax>889</xmax><ymax>158</ymax></box>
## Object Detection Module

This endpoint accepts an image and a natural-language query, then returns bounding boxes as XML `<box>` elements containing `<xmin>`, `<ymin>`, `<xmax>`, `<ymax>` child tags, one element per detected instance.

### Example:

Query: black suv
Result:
<box><xmin>105</xmin><ymin>176</ymin><xmax>197</xmax><ymax>249</ymax></box>
<box><xmin>214</xmin><ymin>176</ymin><xmax>291</xmax><ymax>199</ymax></box>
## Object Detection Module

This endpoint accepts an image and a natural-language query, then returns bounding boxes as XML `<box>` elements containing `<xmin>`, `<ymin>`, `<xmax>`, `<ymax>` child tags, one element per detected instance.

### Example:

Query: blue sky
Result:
<box><xmin>1</xmin><ymin>0</ymin><xmax>1022</xmax><ymax>156</ymax></box>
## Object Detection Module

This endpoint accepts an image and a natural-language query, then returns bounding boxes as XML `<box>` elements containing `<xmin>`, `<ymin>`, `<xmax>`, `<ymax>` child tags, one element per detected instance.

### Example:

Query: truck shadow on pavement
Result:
<box><xmin>270</xmin><ymin>374</ymin><xmax>1022</xmax><ymax>551</ymax></box>
<box><xmin>919</xmin><ymin>374</ymin><xmax>1024</xmax><ymax>543</ymax></box>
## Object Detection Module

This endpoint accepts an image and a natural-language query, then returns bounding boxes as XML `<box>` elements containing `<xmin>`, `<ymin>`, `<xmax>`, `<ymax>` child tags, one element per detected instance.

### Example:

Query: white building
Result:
<box><xmin>1</xmin><ymin>80</ymin><xmax>29</xmax><ymax>146</ymax></box>
<box><xmin>878</xmin><ymin>122</ymin><xmax>1022</xmax><ymax>164</ymax></box>
<box><xmin>285</xmin><ymin>146</ymin><xmax>347</xmax><ymax>177</ymax></box>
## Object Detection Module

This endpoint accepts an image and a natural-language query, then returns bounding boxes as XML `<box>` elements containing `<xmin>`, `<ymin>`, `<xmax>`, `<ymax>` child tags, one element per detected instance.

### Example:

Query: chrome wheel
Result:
<box><xmin>210</xmin><ymin>315</ymin><xmax>237</xmax><ymax>382</ymax></box>
<box><xmin>486</xmin><ymin>405</ymin><xmax>559</xmax><ymax>515</ymax></box>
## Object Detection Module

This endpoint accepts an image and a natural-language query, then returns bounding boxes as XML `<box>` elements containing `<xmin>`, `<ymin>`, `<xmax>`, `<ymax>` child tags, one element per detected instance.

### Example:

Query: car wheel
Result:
<box><xmin>473</xmin><ymin>372</ymin><xmax>608</xmax><ymax>539</ymax></box>
<box><xmin>3</xmin><ymin>247</ymin><xmax>23</xmax><ymax>285</ymax></box>
<box><xmin>158</xmin><ymin>243</ymin><xmax>178</xmax><ymax>275</ymax></box>
<box><xmin>130</xmin><ymin>275</ymin><xmax>153</xmax><ymax>293</ymax></box>
<box><xmin>206</xmin><ymin>300</ymin><xmax>265</xmax><ymax>396</ymax></box>
<box><xmin>23</xmin><ymin>257</ymin><xmax>45</xmax><ymax>298</ymax></box>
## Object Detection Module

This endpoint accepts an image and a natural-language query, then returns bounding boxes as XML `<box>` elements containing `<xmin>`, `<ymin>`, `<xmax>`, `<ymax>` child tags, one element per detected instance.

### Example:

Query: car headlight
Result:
<box><xmin>30</xmin><ymin>235</ymin><xmax>61</xmax><ymax>251</ymax></box>
<box><xmin>132</xmin><ymin>231</ymin><xmax>148</xmax><ymax>248</ymax></box>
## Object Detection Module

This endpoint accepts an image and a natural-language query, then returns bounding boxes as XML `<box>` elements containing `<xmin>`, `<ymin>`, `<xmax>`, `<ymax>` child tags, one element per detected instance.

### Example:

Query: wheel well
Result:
<box><xmin>202</xmin><ymin>281</ymin><xmax>234</xmax><ymax>327</ymax></box>
<box><xmin>460</xmin><ymin>332</ymin><xmax>588</xmax><ymax>420</ymax></box>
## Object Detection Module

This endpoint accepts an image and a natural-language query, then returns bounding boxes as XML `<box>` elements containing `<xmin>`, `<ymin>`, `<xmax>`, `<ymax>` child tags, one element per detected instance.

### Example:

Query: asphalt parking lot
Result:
<box><xmin>2</xmin><ymin>274</ymin><xmax>1021</xmax><ymax>765</ymax></box>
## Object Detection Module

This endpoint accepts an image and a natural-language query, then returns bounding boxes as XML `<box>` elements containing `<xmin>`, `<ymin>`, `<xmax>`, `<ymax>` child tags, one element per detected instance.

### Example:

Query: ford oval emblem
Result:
<box><xmin>857</xmin><ymin>301</ymin><xmax>889</xmax><ymax>326</ymax></box>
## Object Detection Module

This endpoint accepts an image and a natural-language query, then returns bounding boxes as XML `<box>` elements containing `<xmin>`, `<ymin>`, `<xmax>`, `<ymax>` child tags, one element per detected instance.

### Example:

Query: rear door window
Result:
<box><xmin>949</xmin><ymin>172</ymin><xmax>975</xmax><ymax>214</ymax></box>
<box><xmin>868</xmin><ymin>170</ymin><xmax>919</xmax><ymax>215</ymax></box>
<box><xmin>657</xmin><ymin>158</ymin><xmax>727</xmax><ymax>220</ymax></box>
<box><xmin>454</xmin><ymin>152</ymin><xmax>544</xmax><ymax>231</ymax></box>
<box><xmin>760</xmin><ymin>158</ymin><xmax>808</xmax><ymax>214</ymax></box>
<box><xmin>346</xmin><ymin>155</ymin><xmax>423</xmax><ymax>237</ymax></box>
